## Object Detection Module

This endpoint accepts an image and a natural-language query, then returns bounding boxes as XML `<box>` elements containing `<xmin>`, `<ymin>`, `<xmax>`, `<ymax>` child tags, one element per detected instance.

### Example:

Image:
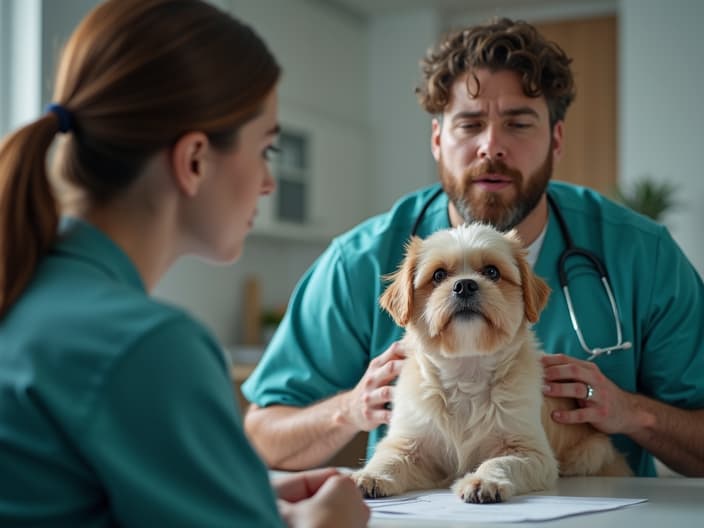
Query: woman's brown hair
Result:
<box><xmin>0</xmin><ymin>0</ymin><xmax>280</xmax><ymax>317</ymax></box>
<box><xmin>416</xmin><ymin>17</ymin><xmax>575</xmax><ymax>127</ymax></box>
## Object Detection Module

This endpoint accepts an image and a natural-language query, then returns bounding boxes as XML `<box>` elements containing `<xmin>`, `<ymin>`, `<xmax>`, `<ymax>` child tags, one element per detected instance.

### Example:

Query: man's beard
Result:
<box><xmin>438</xmin><ymin>149</ymin><xmax>553</xmax><ymax>231</ymax></box>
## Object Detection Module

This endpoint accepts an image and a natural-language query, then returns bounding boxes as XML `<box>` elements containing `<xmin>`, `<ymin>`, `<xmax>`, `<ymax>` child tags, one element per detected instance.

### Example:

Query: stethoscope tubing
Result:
<box><xmin>546</xmin><ymin>194</ymin><xmax>611</xmax><ymax>288</ymax></box>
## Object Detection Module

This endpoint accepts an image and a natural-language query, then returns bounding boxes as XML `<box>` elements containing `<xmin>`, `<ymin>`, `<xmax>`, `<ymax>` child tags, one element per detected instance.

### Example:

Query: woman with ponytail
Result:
<box><xmin>0</xmin><ymin>1</ymin><xmax>369</xmax><ymax>526</ymax></box>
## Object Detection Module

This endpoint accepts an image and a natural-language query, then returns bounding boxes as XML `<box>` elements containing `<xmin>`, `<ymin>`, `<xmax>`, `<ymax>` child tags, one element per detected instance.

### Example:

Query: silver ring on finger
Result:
<box><xmin>585</xmin><ymin>383</ymin><xmax>595</xmax><ymax>401</ymax></box>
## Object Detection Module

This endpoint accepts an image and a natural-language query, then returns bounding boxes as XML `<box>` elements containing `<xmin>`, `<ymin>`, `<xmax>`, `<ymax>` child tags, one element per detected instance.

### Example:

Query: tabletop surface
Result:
<box><xmin>368</xmin><ymin>477</ymin><xmax>704</xmax><ymax>527</ymax></box>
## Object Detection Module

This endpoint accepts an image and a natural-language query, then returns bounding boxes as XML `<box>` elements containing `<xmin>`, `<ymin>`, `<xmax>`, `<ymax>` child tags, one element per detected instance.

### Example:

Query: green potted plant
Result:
<box><xmin>260</xmin><ymin>306</ymin><xmax>285</xmax><ymax>345</ymax></box>
<box><xmin>613</xmin><ymin>176</ymin><xmax>679</xmax><ymax>223</ymax></box>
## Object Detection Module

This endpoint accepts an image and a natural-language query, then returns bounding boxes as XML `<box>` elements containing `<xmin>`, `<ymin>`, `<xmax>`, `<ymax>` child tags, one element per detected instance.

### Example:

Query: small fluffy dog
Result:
<box><xmin>352</xmin><ymin>224</ymin><xmax>631</xmax><ymax>503</ymax></box>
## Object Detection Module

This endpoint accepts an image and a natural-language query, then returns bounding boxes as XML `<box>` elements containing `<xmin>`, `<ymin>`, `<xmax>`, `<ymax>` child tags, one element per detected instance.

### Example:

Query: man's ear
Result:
<box><xmin>551</xmin><ymin>120</ymin><xmax>564</xmax><ymax>163</ymax></box>
<box><xmin>379</xmin><ymin>237</ymin><xmax>422</xmax><ymax>327</ymax></box>
<box><xmin>431</xmin><ymin>117</ymin><xmax>442</xmax><ymax>161</ymax></box>
<box><xmin>170</xmin><ymin>132</ymin><xmax>210</xmax><ymax>197</ymax></box>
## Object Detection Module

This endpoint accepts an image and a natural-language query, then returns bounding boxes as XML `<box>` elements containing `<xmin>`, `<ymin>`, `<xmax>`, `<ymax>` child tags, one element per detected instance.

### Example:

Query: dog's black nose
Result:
<box><xmin>453</xmin><ymin>279</ymin><xmax>479</xmax><ymax>299</ymax></box>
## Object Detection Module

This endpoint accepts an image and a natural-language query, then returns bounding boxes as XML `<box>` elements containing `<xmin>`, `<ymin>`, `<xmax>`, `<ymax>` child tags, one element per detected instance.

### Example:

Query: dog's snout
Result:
<box><xmin>453</xmin><ymin>279</ymin><xmax>479</xmax><ymax>299</ymax></box>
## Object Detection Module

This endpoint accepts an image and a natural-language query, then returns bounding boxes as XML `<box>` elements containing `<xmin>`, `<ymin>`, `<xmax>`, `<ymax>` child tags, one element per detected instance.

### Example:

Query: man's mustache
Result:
<box><xmin>463</xmin><ymin>158</ymin><xmax>522</xmax><ymax>182</ymax></box>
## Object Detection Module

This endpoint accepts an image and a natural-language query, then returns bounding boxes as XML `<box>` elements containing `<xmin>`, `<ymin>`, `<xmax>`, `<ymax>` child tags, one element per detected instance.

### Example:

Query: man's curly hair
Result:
<box><xmin>416</xmin><ymin>18</ymin><xmax>575</xmax><ymax>127</ymax></box>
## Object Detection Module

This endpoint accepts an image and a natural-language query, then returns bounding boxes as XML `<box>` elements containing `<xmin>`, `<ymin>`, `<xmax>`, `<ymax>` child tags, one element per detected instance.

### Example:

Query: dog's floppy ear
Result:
<box><xmin>517</xmin><ymin>255</ymin><xmax>551</xmax><ymax>323</ymax></box>
<box><xmin>505</xmin><ymin>230</ymin><xmax>551</xmax><ymax>323</ymax></box>
<box><xmin>379</xmin><ymin>236</ymin><xmax>422</xmax><ymax>327</ymax></box>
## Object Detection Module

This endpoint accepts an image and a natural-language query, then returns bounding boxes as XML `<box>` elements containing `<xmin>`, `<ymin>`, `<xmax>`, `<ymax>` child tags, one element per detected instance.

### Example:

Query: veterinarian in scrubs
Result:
<box><xmin>0</xmin><ymin>1</ymin><xmax>369</xmax><ymax>526</ymax></box>
<box><xmin>243</xmin><ymin>18</ymin><xmax>704</xmax><ymax>478</ymax></box>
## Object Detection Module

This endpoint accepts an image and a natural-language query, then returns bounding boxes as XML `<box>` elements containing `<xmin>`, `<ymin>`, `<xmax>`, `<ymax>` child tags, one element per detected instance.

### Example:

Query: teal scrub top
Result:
<box><xmin>242</xmin><ymin>181</ymin><xmax>704</xmax><ymax>477</ymax></box>
<box><xmin>0</xmin><ymin>219</ymin><xmax>283</xmax><ymax>527</ymax></box>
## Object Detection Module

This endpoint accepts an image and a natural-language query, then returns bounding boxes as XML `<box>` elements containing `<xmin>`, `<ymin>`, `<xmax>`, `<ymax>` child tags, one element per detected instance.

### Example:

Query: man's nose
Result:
<box><xmin>477</xmin><ymin>125</ymin><xmax>506</xmax><ymax>160</ymax></box>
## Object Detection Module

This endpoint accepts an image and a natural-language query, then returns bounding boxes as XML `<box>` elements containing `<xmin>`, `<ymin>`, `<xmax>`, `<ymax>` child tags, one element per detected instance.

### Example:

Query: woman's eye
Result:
<box><xmin>432</xmin><ymin>268</ymin><xmax>447</xmax><ymax>284</ymax></box>
<box><xmin>263</xmin><ymin>144</ymin><xmax>280</xmax><ymax>161</ymax></box>
<box><xmin>482</xmin><ymin>265</ymin><xmax>500</xmax><ymax>281</ymax></box>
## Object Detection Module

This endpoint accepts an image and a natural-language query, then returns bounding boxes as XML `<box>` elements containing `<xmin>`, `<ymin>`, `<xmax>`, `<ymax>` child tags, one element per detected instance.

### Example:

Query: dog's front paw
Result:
<box><xmin>351</xmin><ymin>470</ymin><xmax>400</xmax><ymax>499</ymax></box>
<box><xmin>452</xmin><ymin>473</ymin><xmax>514</xmax><ymax>504</ymax></box>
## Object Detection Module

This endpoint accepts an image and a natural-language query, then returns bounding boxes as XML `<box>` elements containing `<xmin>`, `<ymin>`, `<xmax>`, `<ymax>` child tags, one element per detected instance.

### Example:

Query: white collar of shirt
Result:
<box><xmin>525</xmin><ymin>223</ymin><xmax>548</xmax><ymax>269</ymax></box>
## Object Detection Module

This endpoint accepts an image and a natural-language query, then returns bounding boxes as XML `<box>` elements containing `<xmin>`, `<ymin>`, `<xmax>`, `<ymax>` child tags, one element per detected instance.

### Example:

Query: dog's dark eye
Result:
<box><xmin>432</xmin><ymin>268</ymin><xmax>448</xmax><ymax>284</ymax></box>
<box><xmin>482</xmin><ymin>265</ymin><xmax>501</xmax><ymax>281</ymax></box>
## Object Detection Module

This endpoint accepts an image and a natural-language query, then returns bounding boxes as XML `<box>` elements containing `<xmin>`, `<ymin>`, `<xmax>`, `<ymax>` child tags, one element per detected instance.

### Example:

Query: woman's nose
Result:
<box><xmin>261</xmin><ymin>167</ymin><xmax>276</xmax><ymax>195</ymax></box>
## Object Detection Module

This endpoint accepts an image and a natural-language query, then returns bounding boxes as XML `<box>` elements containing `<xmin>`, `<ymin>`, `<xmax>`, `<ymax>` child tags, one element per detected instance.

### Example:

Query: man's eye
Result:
<box><xmin>482</xmin><ymin>265</ymin><xmax>501</xmax><ymax>281</ymax></box>
<box><xmin>432</xmin><ymin>269</ymin><xmax>448</xmax><ymax>284</ymax></box>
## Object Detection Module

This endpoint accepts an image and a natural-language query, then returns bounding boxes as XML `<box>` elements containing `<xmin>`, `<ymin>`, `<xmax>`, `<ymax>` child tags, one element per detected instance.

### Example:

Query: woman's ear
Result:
<box><xmin>170</xmin><ymin>132</ymin><xmax>210</xmax><ymax>197</ymax></box>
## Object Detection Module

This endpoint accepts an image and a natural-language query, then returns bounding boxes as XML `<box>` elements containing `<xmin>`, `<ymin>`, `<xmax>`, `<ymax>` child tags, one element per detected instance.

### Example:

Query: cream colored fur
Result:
<box><xmin>352</xmin><ymin>224</ymin><xmax>631</xmax><ymax>504</ymax></box>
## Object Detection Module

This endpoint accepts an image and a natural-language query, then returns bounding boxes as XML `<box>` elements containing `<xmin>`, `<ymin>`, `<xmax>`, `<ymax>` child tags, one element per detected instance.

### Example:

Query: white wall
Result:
<box><xmin>367</xmin><ymin>9</ymin><xmax>440</xmax><ymax>214</ymax></box>
<box><xmin>619</xmin><ymin>0</ymin><xmax>704</xmax><ymax>276</ymax></box>
<box><xmin>0</xmin><ymin>0</ymin><xmax>102</xmax><ymax>134</ymax></box>
<box><xmin>40</xmin><ymin>0</ymin><xmax>101</xmax><ymax>107</ymax></box>
<box><xmin>453</xmin><ymin>0</ymin><xmax>617</xmax><ymax>26</ymax></box>
<box><xmin>230</xmin><ymin>0</ymin><xmax>368</xmax><ymax>126</ymax></box>
<box><xmin>0</xmin><ymin>0</ymin><xmax>42</xmax><ymax>134</ymax></box>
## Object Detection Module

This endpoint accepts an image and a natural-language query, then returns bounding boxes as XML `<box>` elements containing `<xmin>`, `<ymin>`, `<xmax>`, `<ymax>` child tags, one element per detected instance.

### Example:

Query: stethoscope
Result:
<box><xmin>411</xmin><ymin>187</ymin><xmax>632</xmax><ymax>360</ymax></box>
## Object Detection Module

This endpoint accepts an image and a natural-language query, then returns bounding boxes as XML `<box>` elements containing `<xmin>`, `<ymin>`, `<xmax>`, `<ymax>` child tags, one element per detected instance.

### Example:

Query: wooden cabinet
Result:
<box><xmin>252</xmin><ymin>101</ymin><xmax>371</xmax><ymax>242</ymax></box>
<box><xmin>231</xmin><ymin>363</ymin><xmax>256</xmax><ymax>413</ymax></box>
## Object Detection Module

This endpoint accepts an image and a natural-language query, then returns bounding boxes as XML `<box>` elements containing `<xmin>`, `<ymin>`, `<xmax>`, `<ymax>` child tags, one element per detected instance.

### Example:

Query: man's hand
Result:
<box><xmin>336</xmin><ymin>341</ymin><xmax>406</xmax><ymax>431</ymax></box>
<box><xmin>541</xmin><ymin>353</ymin><xmax>648</xmax><ymax>435</ymax></box>
<box><xmin>243</xmin><ymin>341</ymin><xmax>407</xmax><ymax>470</ymax></box>
<box><xmin>542</xmin><ymin>353</ymin><xmax>704</xmax><ymax>476</ymax></box>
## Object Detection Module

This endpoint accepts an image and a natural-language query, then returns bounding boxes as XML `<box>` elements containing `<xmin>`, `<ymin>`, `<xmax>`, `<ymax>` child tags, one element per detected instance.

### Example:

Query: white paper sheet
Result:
<box><xmin>367</xmin><ymin>491</ymin><xmax>647</xmax><ymax>522</ymax></box>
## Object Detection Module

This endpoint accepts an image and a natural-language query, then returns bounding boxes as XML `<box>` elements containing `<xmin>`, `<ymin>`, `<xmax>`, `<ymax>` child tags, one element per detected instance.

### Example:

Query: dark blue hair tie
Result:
<box><xmin>45</xmin><ymin>103</ymin><xmax>73</xmax><ymax>133</ymax></box>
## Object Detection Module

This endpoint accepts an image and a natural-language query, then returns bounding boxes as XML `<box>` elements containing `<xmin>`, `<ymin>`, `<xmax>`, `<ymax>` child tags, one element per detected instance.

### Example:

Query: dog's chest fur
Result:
<box><xmin>392</xmin><ymin>336</ymin><xmax>544</xmax><ymax>474</ymax></box>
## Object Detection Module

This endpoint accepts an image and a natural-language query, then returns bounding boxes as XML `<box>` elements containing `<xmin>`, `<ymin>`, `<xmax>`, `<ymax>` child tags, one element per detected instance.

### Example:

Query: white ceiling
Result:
<box><xmin>314</xmin><ymin>0</ymin><xmax>592</xmax><ymax>19</ymax></box>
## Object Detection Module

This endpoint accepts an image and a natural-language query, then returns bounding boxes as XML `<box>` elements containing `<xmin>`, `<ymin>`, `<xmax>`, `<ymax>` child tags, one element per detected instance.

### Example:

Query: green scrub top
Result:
<box><xmin>242</xmin><ymin>181</ymin><xmax>704</xmax><ymax>477</ymax></box>
<box><xmin>0</xmin><ymin>219</ymin><xmax>283</xmax><ymax>527</ymax></box>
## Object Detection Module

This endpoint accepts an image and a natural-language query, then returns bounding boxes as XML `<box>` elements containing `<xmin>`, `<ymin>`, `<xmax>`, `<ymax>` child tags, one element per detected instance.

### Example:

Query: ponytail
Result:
<box><xmin>0</xmin><ymin>114</ymin><xmax>62</xmax><ymax>317</ymax></box>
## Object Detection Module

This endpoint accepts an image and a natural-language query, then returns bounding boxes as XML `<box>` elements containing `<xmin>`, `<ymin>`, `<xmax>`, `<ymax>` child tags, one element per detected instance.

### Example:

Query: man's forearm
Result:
<box><xmin>627</xmin><ymin>394</ymin><xmax>704</xmax><ymax>476</ymax></box>
<box><xmin>244</xmin><ymin>393</ymin><xmax>360</xmax><ymax>470</ymax></box>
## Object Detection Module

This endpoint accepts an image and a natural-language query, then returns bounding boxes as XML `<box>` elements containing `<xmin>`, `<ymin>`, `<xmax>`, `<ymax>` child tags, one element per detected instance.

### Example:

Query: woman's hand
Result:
<box><xmin>275</xmin><ymin>468</ymin><xmax>369</xmax><ymax>528</ymax></box>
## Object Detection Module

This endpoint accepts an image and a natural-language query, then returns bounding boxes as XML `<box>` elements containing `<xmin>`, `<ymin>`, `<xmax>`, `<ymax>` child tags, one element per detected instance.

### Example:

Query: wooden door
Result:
<box><xmin>534</xmin><ymin>16</ymin><xmax>618</xmax><ymax>194</ymax></box>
